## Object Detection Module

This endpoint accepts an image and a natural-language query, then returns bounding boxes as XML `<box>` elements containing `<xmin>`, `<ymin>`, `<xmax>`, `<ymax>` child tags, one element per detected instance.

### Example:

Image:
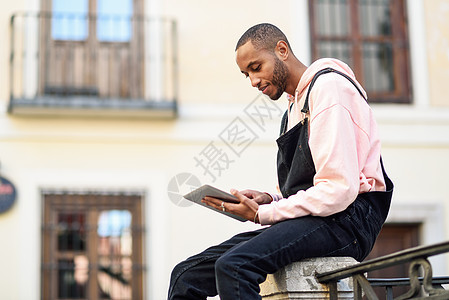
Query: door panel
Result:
<box><xmin>364</xmin><ymin>223</ymin><xmax>421</xmax><ymax>298</ymax></box>
<box><xmin>41</xmin><ymin>0</ymin><xmax>142</xmax><ymax>99</ymax></box>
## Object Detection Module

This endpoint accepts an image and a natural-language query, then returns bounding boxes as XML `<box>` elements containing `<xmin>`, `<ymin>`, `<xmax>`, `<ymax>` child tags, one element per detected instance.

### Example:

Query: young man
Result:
<box><xmin>168</xmin><ymin>23</ymin><xmax>393</xmax><ymax>300</ymax></box>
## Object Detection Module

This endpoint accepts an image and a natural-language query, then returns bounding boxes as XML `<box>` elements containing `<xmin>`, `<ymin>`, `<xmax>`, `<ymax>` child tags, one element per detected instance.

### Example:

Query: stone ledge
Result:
<box><xmin>260</xmin><ymin>257</ymin><xmax>358</xmax><ymax>300</ymax></box>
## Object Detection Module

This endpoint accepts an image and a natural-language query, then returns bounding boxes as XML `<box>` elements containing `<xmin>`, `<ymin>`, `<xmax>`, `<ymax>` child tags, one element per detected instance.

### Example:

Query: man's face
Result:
<box><xmin>236</xmin><ymin>41</ymin><xmax>288</xmax><ymax>100</ymax></box>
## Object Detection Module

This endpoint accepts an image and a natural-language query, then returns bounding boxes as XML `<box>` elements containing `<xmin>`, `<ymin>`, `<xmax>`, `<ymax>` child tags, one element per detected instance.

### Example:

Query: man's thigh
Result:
<box><xmin>177</xmin><ymin>227</ymin><xmax>267</xmax><ymax>270</ymax></box>
<box><xmin>221</xmin><ymin>214</ymin><xmax>361</xmax><ymax>275</ymax></box>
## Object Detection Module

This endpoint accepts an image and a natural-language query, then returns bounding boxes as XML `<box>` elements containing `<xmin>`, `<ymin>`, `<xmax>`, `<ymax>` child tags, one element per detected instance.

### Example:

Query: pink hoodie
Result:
<box><xmin>258</xmin><ymin>58</ymin><xmax>386</xmax><ymax>225</ymax></box>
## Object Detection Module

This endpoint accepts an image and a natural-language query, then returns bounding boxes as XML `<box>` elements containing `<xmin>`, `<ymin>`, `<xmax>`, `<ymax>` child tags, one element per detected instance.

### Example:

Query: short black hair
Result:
<box><xmin>235</xmin><ymin>23</ymin><xmax>292</xmax><ymax>53</ymax></box>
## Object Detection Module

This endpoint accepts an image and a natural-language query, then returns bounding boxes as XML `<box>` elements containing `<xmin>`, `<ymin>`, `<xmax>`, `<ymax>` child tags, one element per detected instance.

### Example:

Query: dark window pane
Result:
<box><xmin>315</xmin><ymin>0</ymin><xmax>350</xmax><ymax>37</ymax></box>
<box><xmin>57</xmin><ymin>213</ymin><xmax>86</xmax><ymax>251</ymax></box>
<box><xmin>359</xmin><ymin>0</ymin><xmax>392</xmax><ymax>36</ymax></box>
<box><xmin>98</xmin><ymin>256</ymin><xmax>132</xmax><ymax>298</ymax></box>
<box><xmin>362</xmin><ymin>42</ymin><xmax>394</xmax><ymax>92</ymax></box>
<box><xmin>317</xmin><ymin>41</ymin><xmax>353</xmax><ymax>66</ymax></box>
<box><xmin>58</xmin><ymin>257</ymin><xmax>88</xmax><ymax>298</ymax></box>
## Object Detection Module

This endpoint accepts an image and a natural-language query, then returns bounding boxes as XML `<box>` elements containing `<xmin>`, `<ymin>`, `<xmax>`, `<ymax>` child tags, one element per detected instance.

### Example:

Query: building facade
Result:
<box><xmin>0</xmin><ymin>0</ymin><xmax>448</xmax><ymax>299</ymax></box>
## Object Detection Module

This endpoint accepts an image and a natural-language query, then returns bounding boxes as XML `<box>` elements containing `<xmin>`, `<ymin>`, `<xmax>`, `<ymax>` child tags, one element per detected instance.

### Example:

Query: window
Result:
<box><xmin>97</xmin><ymin>0</ymin><xmax>133</xmax><ymax>42</ymax></box>
<box><xmin>309</xmin><ymin>0</ymin><xmax>411</xmax><ymax>103</ymax></box>
<box><xmin>41</xmin><ymin>191</ymin><xmax>145</xmax><ymax>299</ymax></box>
<box><xmin>10</xmin><ymin>0</ymin><xmax>178</xmax><ymax>117</ymax></box>
<box><xmin>41</xmin><ymin>0</ymin><xmax>144</xmax><ymax>99</ymax></box>
<box><xmin>52</xmin><ymin>0</ymin><xmax>88</xmax><ymax>40</ymax></box>
<box><xmin>51</xmin><ymin>0</ymin><xmax>133</xmax><ymax>42</ymax></box>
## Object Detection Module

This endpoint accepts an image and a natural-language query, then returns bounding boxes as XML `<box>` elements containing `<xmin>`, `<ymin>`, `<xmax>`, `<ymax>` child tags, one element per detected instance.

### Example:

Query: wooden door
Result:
<box><xmin>40</xmin><ymin>0</ymin><xmax>144</xmax><ymax>99</ymax></box>
<box><xmin>364</xmin><ymin>223</ymin><xmax>421</xmax><ymax>298</ymax></box>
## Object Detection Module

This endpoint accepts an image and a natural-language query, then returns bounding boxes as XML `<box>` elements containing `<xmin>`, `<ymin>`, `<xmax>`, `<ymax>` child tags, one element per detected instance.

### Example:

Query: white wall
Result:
<box><xmin>1</xmin><ymin>0</ymin><xmax>449</xmax><ymax>299</ymax></box>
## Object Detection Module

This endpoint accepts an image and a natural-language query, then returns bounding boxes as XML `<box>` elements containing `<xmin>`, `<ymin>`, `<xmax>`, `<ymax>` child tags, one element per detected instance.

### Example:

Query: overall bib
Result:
<box><xmin>168</xmin><ymin>68</ymin><xmax>393</xmax><ymax>300</ymax></box>
<box><xmin>277</xmin><ymin>67</ymin><xmax>392</xmax><ymax>223</ymax></box>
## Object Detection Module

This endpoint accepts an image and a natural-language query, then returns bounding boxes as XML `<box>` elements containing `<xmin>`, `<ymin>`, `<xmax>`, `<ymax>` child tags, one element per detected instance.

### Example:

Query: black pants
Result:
<box><xmin>168</xmin><ymin>196</ymin><xmax>383</xmax><ymax>300</ymax></box>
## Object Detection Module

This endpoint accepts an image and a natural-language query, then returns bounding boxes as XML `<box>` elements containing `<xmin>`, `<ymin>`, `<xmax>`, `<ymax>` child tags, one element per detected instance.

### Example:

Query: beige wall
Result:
<box><xmin>1</xmin><ymin>0</ymin><xmax>449</xmax><ymax>299</ymax></box>
<box><xmin>424</xmin><ymin>0</ymin><xmax>449</xmax><ymax>107</ymax></box>
<box><xmin>0</xmin><ymin>0</ymin><xmax>26</xmax><ymax>104</ymax></box>
<box><xmin>161</xmin><ymin>0</ymin><xmax>298</xmax><ymax>105</ymax></box>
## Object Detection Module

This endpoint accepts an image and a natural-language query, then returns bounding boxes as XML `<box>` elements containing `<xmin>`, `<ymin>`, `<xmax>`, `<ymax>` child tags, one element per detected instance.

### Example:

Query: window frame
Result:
<box><xmin>41</xmin><ymin>191</ymin><xmax>145</xmax><ymax>300</ymax></box>
<box><xmin>308</xmin><ymin>0</ymin><xmax>412</xmax><ymax>103</ymax></box>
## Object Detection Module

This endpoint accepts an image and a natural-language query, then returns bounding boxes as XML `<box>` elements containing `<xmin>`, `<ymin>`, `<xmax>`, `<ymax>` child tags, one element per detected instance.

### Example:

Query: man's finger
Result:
<box><xmin>203</xmin><ymin>196</ymin><xmax>234</xmax><ymax>212</ymax></box>
<box><xmin>230</xmin><ymin>189</ymin><xmax>247</xmax><ymax>201</ymax></box>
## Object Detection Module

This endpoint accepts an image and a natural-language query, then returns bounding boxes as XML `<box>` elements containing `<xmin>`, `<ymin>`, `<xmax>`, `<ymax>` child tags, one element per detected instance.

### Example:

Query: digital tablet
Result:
<box><xmin>183</xmin><ymin>185</ymin><xmax>247</xmax><ymax>222</ymax></box>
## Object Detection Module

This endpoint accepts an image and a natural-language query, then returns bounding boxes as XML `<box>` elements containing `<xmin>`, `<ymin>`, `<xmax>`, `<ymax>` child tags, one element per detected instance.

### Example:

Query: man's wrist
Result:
<box><xmin>263</xmin><ymin>192</ymin><xmax>275</xmax><ymax>203</ymax></box>
<box><xmin>253</xmin><ymin>209</ymin><xmax>260</xmax><ymax>224</ymax></box>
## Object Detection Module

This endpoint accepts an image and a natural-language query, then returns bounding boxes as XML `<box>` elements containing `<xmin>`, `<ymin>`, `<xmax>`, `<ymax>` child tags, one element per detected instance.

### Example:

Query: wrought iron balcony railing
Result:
<box><xmin>316</xmin><ymin>241</ymin><xmax>449</xmax><ymax>299</ymax></box>
<box><xmin>9</xmin><ymin>12</ymin><xmax>178</xmax><ymax>118</ymax></box>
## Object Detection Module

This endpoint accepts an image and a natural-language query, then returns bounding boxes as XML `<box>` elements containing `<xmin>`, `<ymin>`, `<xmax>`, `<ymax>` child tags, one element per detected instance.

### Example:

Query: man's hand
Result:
<box><xmin>239</xmin><ymin>189</ymin><xmax>273</xmax><ymax>205</ymax></box>
<box><xmin>202</xmin><ymin>189</ymin><xmax>262</xmax><ymax>223</ymax></box>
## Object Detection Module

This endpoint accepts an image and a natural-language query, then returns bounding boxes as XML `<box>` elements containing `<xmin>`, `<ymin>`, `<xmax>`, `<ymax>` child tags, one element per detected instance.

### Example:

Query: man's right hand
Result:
<box><xmin>239</xmin><ymin>189</ymin><xmax>273</xmax><ymax>205</ymax></box>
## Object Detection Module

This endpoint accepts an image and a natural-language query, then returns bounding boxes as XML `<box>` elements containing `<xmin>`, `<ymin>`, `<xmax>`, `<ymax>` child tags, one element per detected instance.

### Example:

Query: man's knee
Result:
<box><xmin>168</xmin><ymin>261</ymin><xmax>195</xmax><ymax>299</ymax></box>
<box><xmin>215</xmin><ymin>251</ymin><xmax>246</xmax><ymax>279</ymax></box>
<box><xmin>215</xmin><ymin>254</ymin><xmax>237</xmax><ymax>277</ymax></box>
<box><xmin>171</xmin><ymin>261</ymin><xmax>182</xmax><ymax>274</ymax></box>
<box><xmin>170</xmin><ymin>260</ymin><xmax>190</xmax><ymax>290</ymax></box>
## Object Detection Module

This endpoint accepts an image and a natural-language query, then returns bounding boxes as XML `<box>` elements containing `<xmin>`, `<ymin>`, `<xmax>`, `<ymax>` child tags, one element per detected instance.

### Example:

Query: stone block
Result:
<box><xmin>260</xmin><ymin>257</ymin><xmax>358</xmax><ymax>299</ymax></box>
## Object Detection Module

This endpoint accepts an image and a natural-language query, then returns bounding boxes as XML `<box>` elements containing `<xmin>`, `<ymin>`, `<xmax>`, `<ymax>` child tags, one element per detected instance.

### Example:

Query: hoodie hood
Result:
<box><xmin>294</xmin><ymin>58</ymin><xmax>364</xmax><ymax>101</ymax></box>
<box><xmin>284</xmin><ymin>58</ymin><xmax>367</xmax><ymax>132</ymax></box>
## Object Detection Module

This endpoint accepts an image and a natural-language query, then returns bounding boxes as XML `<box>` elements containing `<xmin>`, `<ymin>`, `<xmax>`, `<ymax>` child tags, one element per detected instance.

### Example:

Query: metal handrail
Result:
<box><xmin>368</xmin><ymin>277</ymin><xmax>449</xmax><ymax>300</ymax></box>
<box><xmin>316</xmin><ymin>241</ymin><xmax>449</xmax><ymax>299</ymax></box>
<box><xmin>368</xmin><ymin>276</ymin><xmax>449</xmax><ymax>287</ymax></box>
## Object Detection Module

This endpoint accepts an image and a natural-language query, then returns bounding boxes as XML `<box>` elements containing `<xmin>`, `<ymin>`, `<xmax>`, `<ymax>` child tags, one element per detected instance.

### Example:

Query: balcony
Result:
<box><xmin>9</xmin><ymin>12</ymin><xmax>178</xmax><ymax>118</ymax></box>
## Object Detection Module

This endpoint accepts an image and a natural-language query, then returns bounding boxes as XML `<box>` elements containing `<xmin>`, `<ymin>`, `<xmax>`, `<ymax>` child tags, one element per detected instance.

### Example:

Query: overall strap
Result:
<box><xmin>280</xmin><ymin>102</ymin><xmax>294</xmax><ymax>136</ymax></box>
<box><xmin>301</xmin><ymin>67</ymin><xmax>367</xmax><ymax>114</ymax></box>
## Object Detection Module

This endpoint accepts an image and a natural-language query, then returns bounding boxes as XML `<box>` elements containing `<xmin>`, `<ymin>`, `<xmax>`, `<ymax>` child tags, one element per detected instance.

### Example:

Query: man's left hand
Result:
<box><xmin>202</xmin><ymin>189</ymin><xmax>259</xmax><ymax>223</ymax></box>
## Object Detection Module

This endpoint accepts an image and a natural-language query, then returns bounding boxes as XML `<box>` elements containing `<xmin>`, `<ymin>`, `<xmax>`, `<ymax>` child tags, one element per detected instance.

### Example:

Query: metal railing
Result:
<box><xmin>9</xmin><ymin>12</ymin><xmax>178</xmax><ymax>117</ymax></box>
<box><xmin>316</xmin><ymin>241</ymin><xmax>449</xmax><ymax>299</ymax></box>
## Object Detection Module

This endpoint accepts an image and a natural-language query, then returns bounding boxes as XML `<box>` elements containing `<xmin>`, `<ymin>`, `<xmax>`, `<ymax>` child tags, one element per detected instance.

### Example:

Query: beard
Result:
<box><xmin>270</xmin><ymin>57</ymin><xmax>289</xmax><ymax>100</ymax></box>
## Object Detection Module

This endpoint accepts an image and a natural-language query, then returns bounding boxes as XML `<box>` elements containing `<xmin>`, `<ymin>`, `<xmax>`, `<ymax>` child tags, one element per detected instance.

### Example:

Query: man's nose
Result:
<box><xmin>249</xmin><ymin>75</ymin><xmax>261</xmax><ymax>88</ymax></box>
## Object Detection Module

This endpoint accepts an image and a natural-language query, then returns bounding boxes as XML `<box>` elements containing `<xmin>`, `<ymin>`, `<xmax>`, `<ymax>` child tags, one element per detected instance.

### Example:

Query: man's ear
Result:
<box><xmin>275</xmin><ymin>41</ymin><xmax>289</xmax><ymax>61</ymax></box>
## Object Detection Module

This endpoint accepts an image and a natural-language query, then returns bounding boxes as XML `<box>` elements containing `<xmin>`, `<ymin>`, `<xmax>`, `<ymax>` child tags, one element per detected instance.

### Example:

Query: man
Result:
<box><xmin>168</xmin><ymin>23</ymin><xmax>393</xmax><ymax>300</ymax></box>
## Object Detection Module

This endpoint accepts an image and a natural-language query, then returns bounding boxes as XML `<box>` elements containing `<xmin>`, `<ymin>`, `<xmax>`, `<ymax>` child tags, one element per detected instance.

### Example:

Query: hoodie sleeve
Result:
<box><xmin>258</xmin><ymin>73</ymin><xmax>373</xmax><ymax>225</ymax></box>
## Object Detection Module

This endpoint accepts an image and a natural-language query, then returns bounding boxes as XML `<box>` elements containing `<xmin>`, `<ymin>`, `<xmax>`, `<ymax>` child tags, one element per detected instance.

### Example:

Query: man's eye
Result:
<box><xmin>253</xmin><ymin>65</ymin><xmax>261</xmax><ymax>71</ymax></box>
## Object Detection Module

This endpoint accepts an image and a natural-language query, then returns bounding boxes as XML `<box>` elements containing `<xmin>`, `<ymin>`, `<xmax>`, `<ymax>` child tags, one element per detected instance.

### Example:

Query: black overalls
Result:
<box><xmin>277</xmin><ymin>67</ymin><xmax>393</xmax><ymax>227</ymax></box>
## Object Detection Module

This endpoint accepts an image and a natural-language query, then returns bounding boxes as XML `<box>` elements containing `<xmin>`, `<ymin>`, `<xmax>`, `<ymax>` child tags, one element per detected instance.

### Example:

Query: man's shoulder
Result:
<box><xmin>310</xmin><ymin>69</ymin><xmax>366</xmax><ymax>100</ymax></box>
